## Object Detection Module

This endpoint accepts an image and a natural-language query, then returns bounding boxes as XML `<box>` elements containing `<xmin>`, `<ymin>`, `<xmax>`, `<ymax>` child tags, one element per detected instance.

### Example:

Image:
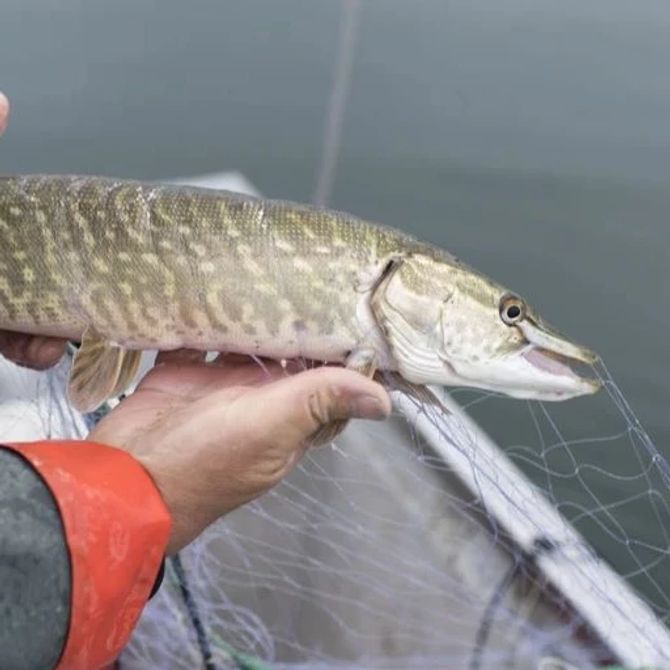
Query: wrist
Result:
<box><xmin>131</xmin><ymin>452</ymin><xmax>210</xmax><ymax>554</ymax></box>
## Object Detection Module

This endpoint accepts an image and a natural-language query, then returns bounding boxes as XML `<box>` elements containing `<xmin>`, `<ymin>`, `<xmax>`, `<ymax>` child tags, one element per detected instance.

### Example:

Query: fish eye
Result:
<box><xmin>499</xmin><ymin>294</ymin><xmax>526</xmax><ymax>325</ymax></box>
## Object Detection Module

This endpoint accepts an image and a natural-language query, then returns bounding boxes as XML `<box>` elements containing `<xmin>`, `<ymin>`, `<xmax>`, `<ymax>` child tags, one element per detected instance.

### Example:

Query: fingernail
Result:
<box><xmin>351</xmin><ymin>394</ymin><xmax>389</xmax><ymax>420</ymax></box>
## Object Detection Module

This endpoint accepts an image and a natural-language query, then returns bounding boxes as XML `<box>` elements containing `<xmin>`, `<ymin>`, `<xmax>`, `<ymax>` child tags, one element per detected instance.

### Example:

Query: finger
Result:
<box><xmin>0</xmin><ymin>331</ymin><xmax>27</xmax><ymax>362</ymax></box>
<box><xmin>210</xmin><ymin>353</ymin><xmax>324</xmax><ymax>372</ymax></box>
<box><xmin>26</xmin><ymin>336</ymin><xmax>68</xmax><ymax>369</ymax></box>
<box><xmin>139</xmin><ymin>351</ymin><xmax>256</xmax><ymax>398</ymax></box>
<box><xmin>0</xmin><ymin>331</ymin><xmax>67</xmax><ymax>370</ymax></box>
<box><xmin>155</xmin><ymin>348</ymin><xmax>207</xmax><ymax>366</ymax></box>
<box><xmin>0</xmin><ymin>92</ymin><xmax>9</xmax><ymax>136</ymax></box>
<box><xmin>209</xmin><ymin>353</ymin><xmax>293</xmax><ymax>384</ymax></box>
<box><xmin>238</xmin><ymin>366</ymin><xmax>391</xmax><ymax>448</ymax></box>
<box><xmin>138</xmin><ymin>363</ymin><xmax>236</xmax><ymax>397</ymax></box>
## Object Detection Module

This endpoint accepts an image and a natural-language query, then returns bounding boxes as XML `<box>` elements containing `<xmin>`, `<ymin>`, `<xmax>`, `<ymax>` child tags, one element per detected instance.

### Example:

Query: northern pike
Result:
<box><xmin>0</xmin><ymin>175</ymin><xmax>600</xmax><ymax>413</ymax></box>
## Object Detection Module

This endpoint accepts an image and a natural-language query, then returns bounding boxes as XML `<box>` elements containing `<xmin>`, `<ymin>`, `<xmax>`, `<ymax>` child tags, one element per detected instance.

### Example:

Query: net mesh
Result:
<box><xmin>0</xmin><ymin>355</ymin><xmax>669</xmax><ymax>669</ymax></box>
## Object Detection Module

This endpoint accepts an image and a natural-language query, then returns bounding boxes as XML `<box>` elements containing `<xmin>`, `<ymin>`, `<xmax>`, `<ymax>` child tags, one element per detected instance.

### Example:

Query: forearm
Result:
<box><xmin>1</xmin><ymin>441</ymin><xmax>171</xmax><ymax>670</ymax></box>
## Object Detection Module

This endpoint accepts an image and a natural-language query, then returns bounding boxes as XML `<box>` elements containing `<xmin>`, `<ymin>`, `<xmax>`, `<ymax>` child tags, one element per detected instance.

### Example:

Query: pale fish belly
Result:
<box><xmin>87</xmin><ymin>268</ymin><xmax>381</xmax><ymax>363</ymax></box>
<box><xmin>0</xmin><ymin>260</ymin><xmax>367</xmax><ymax>362</ymax></box>
<box><xmin>111</xmin><ymin>292</ymin><xmax>366</xmax><ymax>361</ymax></box>
<box><xmin>73</xmin><ymin>248</ymin><xmax>385</xmax><ymax>362</ymax></box>
<box><xmin>0</xmin><ymin>290</ymin><xmax>363</xmax><ymax>361</ymax></box>
<box><xmin>68</xmin><ymin>265</ymin><xmax>365</xmax><ymax>361</ymax></box>
<box><xmin>112</xmin><ymin>319</ymin><xmax>361</xmax><ymax>363</ymax></box>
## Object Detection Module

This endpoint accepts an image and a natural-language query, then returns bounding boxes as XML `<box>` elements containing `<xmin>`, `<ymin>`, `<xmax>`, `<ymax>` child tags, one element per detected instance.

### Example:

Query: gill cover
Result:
<box><xmin>370</xmin><ymin>251</ymin><xmax>600</xmax><ymax>401</ymax></box>
<box><xmin>371</xmin><ymin>254</ymin><xmax>454</xmax><ymax>385</ymax></box>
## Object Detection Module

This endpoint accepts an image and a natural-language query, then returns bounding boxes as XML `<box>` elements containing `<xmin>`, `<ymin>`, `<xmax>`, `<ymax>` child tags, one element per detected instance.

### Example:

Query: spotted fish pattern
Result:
<box><xmin>0</xmin><ymin>174</ymin><xmax>440</xmax><ymax>362</ymax></box>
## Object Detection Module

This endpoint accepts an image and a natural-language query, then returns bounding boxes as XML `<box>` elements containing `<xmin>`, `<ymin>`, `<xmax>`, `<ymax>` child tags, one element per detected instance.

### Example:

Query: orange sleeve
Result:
<box><xmin>4</xmin><ymin>441</ymin><xmax>172</xmax><ymax>670</ymax></box>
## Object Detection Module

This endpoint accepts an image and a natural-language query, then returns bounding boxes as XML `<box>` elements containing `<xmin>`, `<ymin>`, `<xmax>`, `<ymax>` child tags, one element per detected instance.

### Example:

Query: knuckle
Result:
<box><xmin>307</xmin><ymin>386</ymin><xmax>336</xmax><ymax>427</ymax></box>
<box><xmin>305</xmin><ymin>383</ymin><xmax>352</xmax><ymax>429</ymax></box>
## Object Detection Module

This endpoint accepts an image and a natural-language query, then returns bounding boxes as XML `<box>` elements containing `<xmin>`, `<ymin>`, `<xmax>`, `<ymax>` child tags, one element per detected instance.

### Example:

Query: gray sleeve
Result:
<box><xmin>0</xmin><ymin>447</ymin><xmax>71</xmax><ymax>670</ymax></box>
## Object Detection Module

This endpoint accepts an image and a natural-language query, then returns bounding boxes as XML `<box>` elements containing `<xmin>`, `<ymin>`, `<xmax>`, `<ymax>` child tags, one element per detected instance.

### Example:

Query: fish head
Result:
<box><xmin>376</xmin><ymin>252</ymin><xmax>601</xmax><ymax>400</ymax></box>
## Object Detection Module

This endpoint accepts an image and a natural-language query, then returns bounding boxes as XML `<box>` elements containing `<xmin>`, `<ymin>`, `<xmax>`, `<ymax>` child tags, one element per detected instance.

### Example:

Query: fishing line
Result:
<box><xmin>469</xmin><ymin>537</ymin><xmax>555</xmax><ymax>670</ymax></box>
<box><xmin>313</xmin><ymin>0</ymin><xmax>360</xmax><ymax>208</ymax></box>
<box><xmin>469</xmin><ymin>556</ymin><xmax>521</xmax><ymax>670</ymax></box>
<box><xmin>169</xmin><ymin>553</ymin><xmax>219</xmax><ymax>670</ymax></box>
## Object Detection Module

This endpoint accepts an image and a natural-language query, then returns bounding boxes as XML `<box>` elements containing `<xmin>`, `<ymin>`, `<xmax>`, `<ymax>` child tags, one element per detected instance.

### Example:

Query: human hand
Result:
<box><xmin>0</xmin><ymin>91</ymin><xmax>68</xmax><ymax>370</ymax></box>
<box><xmin>89</xmin><ymin>351</ymin><xmax>391</xmax><ymax>554</ymax></box>
<box><xmin>0</xmin><ymin>331</ymin><xmax>69</xmax><ymax>370</ymax></box>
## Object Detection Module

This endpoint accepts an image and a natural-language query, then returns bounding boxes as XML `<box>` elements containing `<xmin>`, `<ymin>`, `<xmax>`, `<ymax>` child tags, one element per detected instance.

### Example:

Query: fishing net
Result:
<box><xmin>1</xmin><ymin>349</ymin><xmax>669</xmax><ymax>669</ymax></box>
<box><xmin>122</xmin><ymin>364</ymin><xmax>670</xmax><ymax>670</ymax></box>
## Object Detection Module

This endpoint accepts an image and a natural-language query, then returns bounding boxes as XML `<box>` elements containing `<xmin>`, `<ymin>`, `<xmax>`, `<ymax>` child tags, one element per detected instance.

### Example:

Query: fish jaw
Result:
<box><xmin>435</xmin><ymin>287</ymin><xmax>602</xmax><ymax>399</ymax></box>
<box><xmin>380</xmin><ymin>306</ymin><xmax>602</xmax><ymax>400</ymax></box>
<box><xmin>517</xmin><ymin>317</ymin><xmax>599</xmax><ymax>365</ymax></box>
<box><xmin>408</xmin><ymin>311</ymin><xmax>602</xmax><ymax>400</ymax></box>
<box><xmin>506</xmin><ymin>345</ymin><xmax>601</xmax><ymax>400</ymax></box>
<box><xmin>504</xmin><ymin>316</ymin><xmax>602</xmax><ymax>400</ymax></box>
<box><xmin>431</xmin><ymin>344</ymin><xmax>600</xmax><ymax>401</ymax></box>
<box><xmin>365</xmin><ymin>251</ymin><xmax>602</xmax><ymax>401</ymax></box>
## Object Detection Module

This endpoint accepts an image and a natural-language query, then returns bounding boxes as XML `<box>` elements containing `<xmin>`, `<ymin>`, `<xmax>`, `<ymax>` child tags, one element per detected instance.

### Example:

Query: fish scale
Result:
<box><xmin>0</xmin><ymin>175</ymin><xmax>385</xmax><ymax>350</ymax></box>
<box><xmin>0</xmin><ymin>174</ymin><xmax>600</xmax><ymax>414</ymax></box>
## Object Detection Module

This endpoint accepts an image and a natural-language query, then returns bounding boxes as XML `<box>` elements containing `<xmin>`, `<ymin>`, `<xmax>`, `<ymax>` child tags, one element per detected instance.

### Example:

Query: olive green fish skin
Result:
<box><xmin>0</xmin><ymin>174</ymin><xmax>603</xmax><ymax>401</ymax></box>
<box><xmin>0</xmin><ymin>174</ymin><xmax>447</xmax><ymax>363</ymax></box>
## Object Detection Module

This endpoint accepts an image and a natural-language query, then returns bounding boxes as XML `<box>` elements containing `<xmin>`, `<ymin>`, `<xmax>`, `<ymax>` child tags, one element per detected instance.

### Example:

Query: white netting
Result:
<box><xmin>1</xmin><ymin>353</ymin><xmax>669</xmax><ymax>669</ymax></box>
<box><xmin>121</xmin><ymin>366</ymin><xmax>670</xmax><ymax>670</ymax></box>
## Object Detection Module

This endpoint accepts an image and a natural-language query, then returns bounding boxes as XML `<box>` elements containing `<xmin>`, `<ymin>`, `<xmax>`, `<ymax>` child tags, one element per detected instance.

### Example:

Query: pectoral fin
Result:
<box><xmin>381</xmin><ymin>372</ymin><xmax>447</xmax><ymax>411</ymax></box>
<box><xmin>68</xmin><ymin>327</ymin><xmax>142</xmax><ymax>413</ymax></box>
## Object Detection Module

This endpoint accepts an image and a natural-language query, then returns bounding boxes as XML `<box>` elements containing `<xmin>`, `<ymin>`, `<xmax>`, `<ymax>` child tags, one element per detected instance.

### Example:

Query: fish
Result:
<box><xmin>0</xmin><ymin>174</ymin><xmax>600</xmax><ymax>415</ymax></box>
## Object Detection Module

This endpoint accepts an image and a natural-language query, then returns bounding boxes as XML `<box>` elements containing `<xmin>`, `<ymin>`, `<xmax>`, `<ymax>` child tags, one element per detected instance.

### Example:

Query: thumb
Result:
<box><xmin>242</xmin><ymin>366</ymin><xmax>391</xmax><ymax>446</ymax></box>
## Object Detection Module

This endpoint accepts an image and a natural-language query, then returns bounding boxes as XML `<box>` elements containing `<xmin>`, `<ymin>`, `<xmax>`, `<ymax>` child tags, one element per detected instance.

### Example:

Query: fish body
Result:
<box><xmin>0</xmin><ymin>175</ymin><xmax>600</xmax><ymax>411</ymax></box>
<box><xmin>0</xmin><ymin>175</ymin><xmax>393</xmax><ymax>356</ymax></box>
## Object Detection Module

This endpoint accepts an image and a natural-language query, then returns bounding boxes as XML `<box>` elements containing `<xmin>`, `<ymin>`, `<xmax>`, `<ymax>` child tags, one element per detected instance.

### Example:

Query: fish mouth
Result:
<box><xmin>516</xmin><ymin>317</ymin><xmax>601</xmax><ymax>395</ymax></box>
<box><xmin>522</xmin><ymin>346</ymin><xmax>601</xmax><ymax>394</ymax></box>
<box><xmin>518</xmin><ymin>317</ymin><xmax>598</xmax><ymax>364</ymax></box>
